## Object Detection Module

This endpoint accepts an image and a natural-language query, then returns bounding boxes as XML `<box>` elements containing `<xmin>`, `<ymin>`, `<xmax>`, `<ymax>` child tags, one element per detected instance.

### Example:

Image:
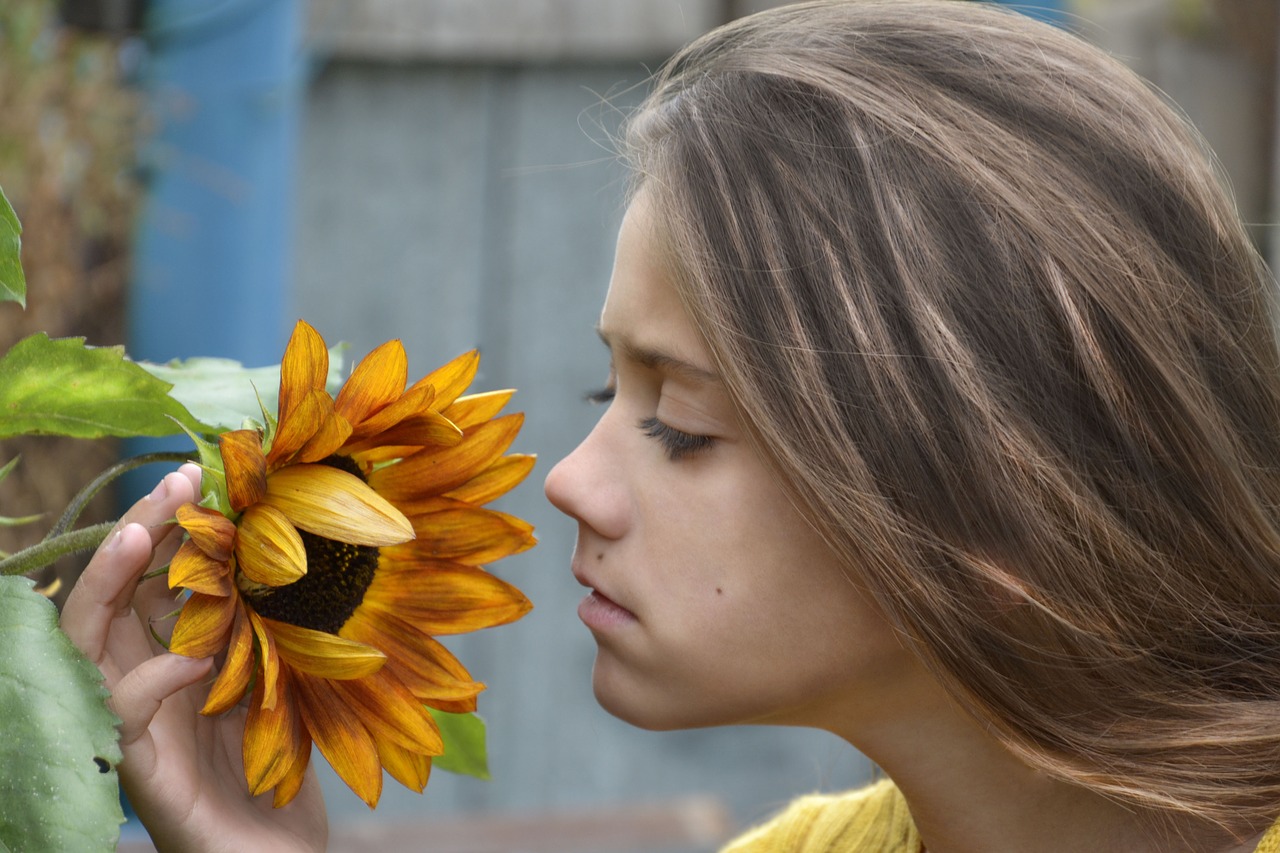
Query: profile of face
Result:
<box><xmin>544</xmin><ymin>190</ymin><xmax>921</xmax><ymax>734</ymax></box>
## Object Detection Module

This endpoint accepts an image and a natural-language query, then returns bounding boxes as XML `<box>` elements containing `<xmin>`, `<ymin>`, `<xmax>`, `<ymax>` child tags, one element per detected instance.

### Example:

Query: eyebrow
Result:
<box><xmin>596</xmin><ymin>326</ymin><xmax>722</xmax><ymax>384</ymax></box>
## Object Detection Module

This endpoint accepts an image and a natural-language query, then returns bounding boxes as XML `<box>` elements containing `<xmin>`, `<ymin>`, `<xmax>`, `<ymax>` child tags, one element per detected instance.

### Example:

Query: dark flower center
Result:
<box><xmin>243</xmin><ymin>454</ymin><xmax>380</xmax><ymax>635</ymax></box>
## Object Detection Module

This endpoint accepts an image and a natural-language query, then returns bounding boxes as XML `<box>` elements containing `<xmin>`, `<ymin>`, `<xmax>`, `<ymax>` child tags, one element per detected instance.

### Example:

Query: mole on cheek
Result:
<box><xmin>716</xmin><ymin>587</ymin><xmax>723</xmax><ymax>595</ymax></box>
<box><xmin>596</xmin><ymin>552</ymin><xmax>604</xmax><ymax>561</ymax></box>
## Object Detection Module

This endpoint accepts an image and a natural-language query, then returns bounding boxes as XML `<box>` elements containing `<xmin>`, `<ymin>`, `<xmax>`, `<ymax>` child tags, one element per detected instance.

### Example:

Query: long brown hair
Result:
<box><xmin>624</xmin><ymin>0</ymin><xmax>1280</xmax><ymax>831</ymax></box>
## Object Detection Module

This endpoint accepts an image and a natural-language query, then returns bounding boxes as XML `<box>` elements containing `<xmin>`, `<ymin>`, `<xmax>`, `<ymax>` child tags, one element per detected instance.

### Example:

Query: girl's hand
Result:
<box><xmin>60</xmin><ymin>464</ymin><xmax>328</xmax><ymax>852</ymax></box>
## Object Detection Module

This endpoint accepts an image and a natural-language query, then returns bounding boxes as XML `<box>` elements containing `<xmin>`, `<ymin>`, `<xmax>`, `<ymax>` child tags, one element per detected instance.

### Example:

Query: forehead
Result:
<box><xmin>599</xmin><ymin>192</ymin><xmax>707</xmax><ymax>362</ymax></box>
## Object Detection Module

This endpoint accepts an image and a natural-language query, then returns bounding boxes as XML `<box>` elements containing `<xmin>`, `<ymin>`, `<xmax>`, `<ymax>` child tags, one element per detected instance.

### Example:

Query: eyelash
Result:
<box><xmin>638</xmin><ymin>416</ymin><xmax>715</xmax><ymax>461</ymax></box>
<box><xmin>583</xmin><ymin>386</ymin><xmax>715</xmax><ymax>461</ymax></box>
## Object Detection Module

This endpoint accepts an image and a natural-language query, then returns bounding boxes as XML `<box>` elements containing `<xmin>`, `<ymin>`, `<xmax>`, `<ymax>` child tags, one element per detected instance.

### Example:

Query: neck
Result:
<box><xmin>818</xmin><ymin>667</ymin><xmax>1266</xmax><ymax>853</ymax></box>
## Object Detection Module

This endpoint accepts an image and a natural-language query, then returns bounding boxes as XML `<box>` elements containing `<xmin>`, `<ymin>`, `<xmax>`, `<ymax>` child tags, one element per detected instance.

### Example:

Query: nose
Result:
<box><xmin>544</xmin><ymin>417</ymin><xmax>629</xmax><ymax>540</ymax></box>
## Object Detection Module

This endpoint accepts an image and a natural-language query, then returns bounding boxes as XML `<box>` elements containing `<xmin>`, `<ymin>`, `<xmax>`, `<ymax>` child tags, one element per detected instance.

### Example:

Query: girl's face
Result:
<box><xmin>544</xmin><ymin>191</ymin><xmax>921</xmax><ymax>733</ymax></box>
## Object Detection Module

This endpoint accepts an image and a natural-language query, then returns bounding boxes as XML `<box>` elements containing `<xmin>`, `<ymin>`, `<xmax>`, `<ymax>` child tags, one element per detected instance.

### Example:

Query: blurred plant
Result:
<box><xmin>0</xmin><ymin>0</ymin><xmax>140</xmax><ymax>588</ymax></box>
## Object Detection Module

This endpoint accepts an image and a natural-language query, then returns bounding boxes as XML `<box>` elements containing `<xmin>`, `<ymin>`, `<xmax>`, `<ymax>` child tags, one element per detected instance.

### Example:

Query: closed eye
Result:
<box><xmin>638</xmin><ymin>416</ymin><xmax>715</xmax><ymax>461</ymax></box>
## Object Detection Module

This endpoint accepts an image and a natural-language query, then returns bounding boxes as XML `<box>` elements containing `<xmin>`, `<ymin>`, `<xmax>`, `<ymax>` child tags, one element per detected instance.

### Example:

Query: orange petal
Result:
<box><xmin>267</xmin><ymin>389</ymin><xmax>330</xmax><ymax>469</ymax></box>
<box><xmin>202</xmin><ymin>604</ymin><xmax>254</xmax><ymax>714</ymax></box>
<box><xmin>168</xmin><ymin>540</ymin><xmax>233</xmax><ymax>596</ymax></box>
<box><xmin>170</xmin><ymin>592</ymin><xmax>238</xmax><ymax>658</ymax></box>
<box><xmin>278</xmin><ymin>320</ymin><xmax>329</xmax><ymax>424</ymax></box>
<box><xmin>361</xmin><ymin>561</ymin><xmax>532</xmax><ymax>635</ymax></box>
<box><xmin>335</xmin><ymin>339</ymin><xmax>407</xmax><ymax>427</ymax></box>
<box><xmin>243</xmin><ymin>666</ymin><xmax>305</xmax><ymax>796</ymax></box>
<box><xmin>441</xmin><ymin>389</ymin><xmax>514</xmax><ymax>430</ymax></box>
<box><xmin>377</xmin><ymin>740</ymin><xmax>431</xmax><ymax>794</ymax></box>
<box><xmin>346</xmin><ymin>383</ymin><xmax>435</xmax><ymax>443</ymax></box>
<box><xmin>443</xmin><ymin>454</ymin><xmax>536</xmax><ymax>506</ymax></box>
<box><xmin>343</xmin><ymin>608</ymin><xmax>485</xmax><ymax>706</ymax></box>
<box><xmin>220</xmin><ymin>429</ymin><xmax>267</xmax><ymax>512</ymax></box>
<box><xmin>249</xmin><ymin>610</ymin><xmax>280</xmax><ymax>711</ymax></box>
<box><xmin>329</xmin><ymin>669</ymin><xmax>443</xmax><ymax>756</ymax></box>
<box><xmin>176</xmin><ymin>503</ymin><xmax>235</xmax><ymax>562</ymax></box>
<box><xmin>272</xmin><ymin>729</ymin><xmax>312</xmax><ymax>808</ymax></box>
<box><xmin>413</xmin><ymin>350</ymin><xmax>478</xmax><ymax>412</ymax></box>
<box><xmin>368</xmin><ymin>414</ymin><xmax>524</xmax><ymax>502</ymax></box>
<box><xmin>295</xmin><ymin>407</ymin><xmax>354</xmax><ymax>464</ymax></box>
<box><xmin>263</xmin><ymin>617</ymin><xmax>387</xmax><ymax>679</ymax></box>
<box><xmin>234</xmin><ymin>503</ymin><xmax>307</xmax><ymax>586</ymax></box>
<box><xmin>342</xmin><ymin>409</ymin><xmax>462</xmax><ymax>455</ymax></box>
<box><xmin>294</xmin><ymin>674</ymin><xmax>383</xmax><ymax>808</ymax></box>
<box><xmin>404</xmin><ymin>506</ymin><xmax>535</xmax><ymax>565</ymax></box>
<box><xmin>263</xmin><ymin>463</ymin><xmax>413</xmax><ymax>547</ymax></box>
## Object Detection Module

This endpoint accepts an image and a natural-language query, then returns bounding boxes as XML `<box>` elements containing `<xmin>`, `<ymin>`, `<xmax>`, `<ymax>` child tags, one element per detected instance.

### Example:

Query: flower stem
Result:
<box><xmin>0</xmin><ymin>451</ymin><xmax>193</xmax><ymax>577</ymax></box>
<box><xmin>0</xmin><ymin>522</ymin><xmax>115</xmax><ymax>576</ymax></box>
<box><xmin>48</xmin><ymin>451</ymin><xmax>192</xmax><ymax>540</ymax></box>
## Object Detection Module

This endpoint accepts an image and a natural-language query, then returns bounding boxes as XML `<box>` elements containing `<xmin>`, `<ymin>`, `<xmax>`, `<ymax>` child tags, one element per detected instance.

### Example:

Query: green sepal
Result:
<box><xmin>0</xmin><ymin>186</ymin><xmax>25</xmax><ymax>309</ymax></box>
<box><xmin>427</xmin><ymin>709</ymin><xmax>490</xmax><ymax>780</ymax></box>
<box><xmin>0</xmin><ymin>334</ymin><xmax>211</xmax><ymax>439</ymax></box>
<box><xmin>171</xmin><ymin>419</ymin><xmax>231</xmax><ymax>516</ymax></box>
<box><xmin>0</xmin><ymin>577</ymin><xmax>123</xmax><ymax>851</ymax></box>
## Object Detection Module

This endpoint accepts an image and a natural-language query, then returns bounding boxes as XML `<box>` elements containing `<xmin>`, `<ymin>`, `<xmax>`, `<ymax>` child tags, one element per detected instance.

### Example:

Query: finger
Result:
<box><xmin>62</xmin><ymin>471</ymin><xmax>200</xmax><ymax>662</ymax></box>
<box><xmin>110</xmin><ymin>652</ymin><xmax>213</xmax><ymax>750</ymax></box>
<box><xmin>61</xmin><ymin>523</ymin><xmax>158</xmax><ymax>666</ymax></box>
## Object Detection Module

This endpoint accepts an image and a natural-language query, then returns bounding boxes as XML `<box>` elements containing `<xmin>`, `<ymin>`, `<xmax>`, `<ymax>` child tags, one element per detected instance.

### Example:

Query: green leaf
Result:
<box><xmin>0</xmin><ymin>186</ymin><xmax>25</xmax><ymax>309</ymax></box>
<box><xmin>0</xmin><ymin>334</ymin><xmax>211</xmax><ymax>439</ymax></box>
<box><xmin>138</xmin><ymin>345</ymin><xmax>348</xmax><ymax>433</ymax></box>
<box><xmin>427</xmin><ymin>709</ymin><xmax>490</xmax><ymax>780</ymax></box>
<box><xmin>0</xmin><ymin>576</ymin><xmax>123</xmax><ymax>851</ymax></box>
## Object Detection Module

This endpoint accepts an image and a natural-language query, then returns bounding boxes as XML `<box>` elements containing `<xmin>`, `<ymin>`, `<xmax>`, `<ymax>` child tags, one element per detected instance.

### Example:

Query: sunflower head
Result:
<box><xmin>167</xmin><ymin>320</ymin><xmax>534</xmax><ymax>807</ymax></box>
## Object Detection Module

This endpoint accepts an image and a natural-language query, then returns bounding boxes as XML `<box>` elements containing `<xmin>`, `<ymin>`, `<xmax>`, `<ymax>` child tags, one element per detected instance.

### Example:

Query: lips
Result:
<box><xmin>578</xmin><ymin>588</ymin><xmax>637</xmax><ymax>629</ymax></box>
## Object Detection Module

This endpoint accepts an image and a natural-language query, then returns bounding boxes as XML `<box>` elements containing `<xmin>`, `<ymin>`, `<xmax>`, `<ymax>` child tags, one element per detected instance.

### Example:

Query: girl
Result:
<box><xmin>64</xmin><ymin>1</ymin><xmax>1280</xmax><ymax>849</ymax></box>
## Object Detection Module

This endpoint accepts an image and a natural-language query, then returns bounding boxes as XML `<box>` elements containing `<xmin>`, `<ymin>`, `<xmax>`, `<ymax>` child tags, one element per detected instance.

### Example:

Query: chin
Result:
<box><xmin>590</xmin><ymin>663</ymin><xmax>746</xmax><ymax>732</ymax></box>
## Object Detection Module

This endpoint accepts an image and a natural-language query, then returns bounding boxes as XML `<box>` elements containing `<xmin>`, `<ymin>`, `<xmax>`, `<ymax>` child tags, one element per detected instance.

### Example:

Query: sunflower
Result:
<box><xmin>165</xmin><ymin>320</ymin><xmax>535</xmax><ymax>808</ymax></box>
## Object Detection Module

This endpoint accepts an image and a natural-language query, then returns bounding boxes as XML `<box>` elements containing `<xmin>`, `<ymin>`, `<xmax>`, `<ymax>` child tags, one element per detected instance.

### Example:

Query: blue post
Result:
<box><xmin>129</xmin><ymin>0</ymin><xmax>302</xmax><ymax>366</ymax></box>
<box><xmin>120</xmin><ymin>0</ymin><xmax>303</xmax><ymax>503</ymax></box>
<box><xmin>987</xmin><ymin>0</ymin><xmax>1069</xmax><ymax>27</ymax></box>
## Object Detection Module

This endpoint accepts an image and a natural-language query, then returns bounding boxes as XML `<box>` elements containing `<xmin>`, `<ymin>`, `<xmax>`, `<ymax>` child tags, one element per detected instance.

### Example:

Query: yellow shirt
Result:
<box><xmin>722</xmin><ymin>779</ymin><xmax>1280</xmax><ymax>853</ymax></box>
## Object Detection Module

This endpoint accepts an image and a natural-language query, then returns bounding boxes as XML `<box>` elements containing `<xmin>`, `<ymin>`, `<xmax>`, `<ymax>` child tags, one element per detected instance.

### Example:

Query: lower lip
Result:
<box><xmin>578</xmin><ymin>590</ymin><xmax>637</xmax><ymax>630</ymax></box>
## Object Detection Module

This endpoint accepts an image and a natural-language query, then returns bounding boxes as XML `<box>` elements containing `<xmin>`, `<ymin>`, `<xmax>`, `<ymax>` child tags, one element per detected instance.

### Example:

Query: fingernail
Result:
<box><xmin>148</xmin><ymin>477</ymin><xmax>169</xmax><ymax>502</ymax></box>
<box><xmin>105</xmin><ymin>529</ymin><xmax>124</xmax><ymax>551</ymax></box>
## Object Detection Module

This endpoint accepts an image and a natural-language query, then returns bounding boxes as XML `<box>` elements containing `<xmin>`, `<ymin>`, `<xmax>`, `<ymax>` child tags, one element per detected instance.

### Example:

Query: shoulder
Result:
<box><xmin>721</xmin><ymin>778</ymin><xmax>921</xmax><ymax>853</ymax></box>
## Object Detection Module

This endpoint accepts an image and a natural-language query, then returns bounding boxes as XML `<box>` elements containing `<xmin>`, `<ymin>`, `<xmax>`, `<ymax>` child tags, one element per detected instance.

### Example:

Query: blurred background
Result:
<box><xmin>0</xmin><ymin>1</ymin><xmax>1275</xmax><ymax>851</ymax></box>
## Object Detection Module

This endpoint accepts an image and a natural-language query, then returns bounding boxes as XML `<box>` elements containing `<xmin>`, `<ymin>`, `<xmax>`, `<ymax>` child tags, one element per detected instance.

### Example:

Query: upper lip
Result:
<box><xmin>572</xmin><ymin>559</ymin><xmax>632</xmax><ymax>613</ymax></box>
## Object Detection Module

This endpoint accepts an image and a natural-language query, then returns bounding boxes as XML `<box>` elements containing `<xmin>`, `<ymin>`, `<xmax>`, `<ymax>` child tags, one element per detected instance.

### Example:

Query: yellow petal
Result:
<box><xmin>368</xmin><ymin>413</ymin><xmax>524</xmax><ymax>502</ymax></box>
<box><xmin>377</xmin><ymin>740</ymin><xmax>431</xmax><ymax>794</ymax></box>
<box><xmin>441</xmin><ymin>389</ymin><xmax>514</xmax><ymax>430</ymax></box>
<box><xmin>442</xmin><ymin>454</ymin><xmax>536</xmax><ymax>506</ymax></box>
<box><xmin>234</xmin><ymin>503</ymin><xmax>307</xmax><ymax>586</ymax></box>
<box><xmin>170</xmin><ymin>592</ymin><xmax>238</xmax><ymax>658</ymax></box>
<box><xmin>334</xmin><ymin>339</ymin><xmax>407</xmax><ymax>427</ymax></box>
<box><xmin>362</xmin><ymin>561</ymin><xmax>532</xmax><ymax>635</ymax></box>
<box><xmin>342</xmin><ymin>409</ymin><xmax>463</xmax><ymax>455</ymax></box>
<box><xmin>329</xmin><ymin>669</ymin><xmax>443</xmax><ymax>756</ymax></box>
<box><xmin>343</xmin><ymin>608</ymin><xmax>485</xmax><ymax>707</ymax></box>
<box><xmin>176</xmin><ymin>503</ymin><xmax>235</xmax><ymax>562</ymax></box>
<box><xmin>414</xmin><ymin>349</ymin><xmax>478</xmax><ymax>412</ymax></box>
<box><xmin>201</xmin><ymin>604</ymin><xmax>254</xmax><ymax>714</ymax></box>
<box><xmin>404</xmin><ymin>506</ymin><xmax>536</xmax><ymax>565</ymax></box>
<box><xmin>249</xmin><ymin>610</ymin><xmax>280</xmax><ymax>711</ymax></box>
<box><xmin>220</xmin><ymin>429</ymin><xmax>267</xmax><ymax>512</ymax></box>
<box><xmin>243</xmin><ymin>666</ymin><xmax>304</xmax><ymax>796</ymax></box>
<box><xmin>346</xmin><ymin>383</ymin><xmax>435</xmax><ymax>443</ymax></box>
<box><xmin>168</xmin><ymin>540</ymin><xmax>233</xmax><ymax>596</ymax></box>
<box><xmin>294</xmin><ymin>674</ymin><xmax>383</xmax><ymax>808</ymax></box>
<box><xmin>263</xmin><ymin>463</ymin><xmax>413</xmax><ymax>547</ymax></box>
<box><xmin>263</xmin><ymin>617</ymin><xmax>387</xmax><ymax>679</ymax></box>
<box><xmin>278</xmin><ymin>320</ymin><xmax>329</xmax><ymax>424</ymax></box>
